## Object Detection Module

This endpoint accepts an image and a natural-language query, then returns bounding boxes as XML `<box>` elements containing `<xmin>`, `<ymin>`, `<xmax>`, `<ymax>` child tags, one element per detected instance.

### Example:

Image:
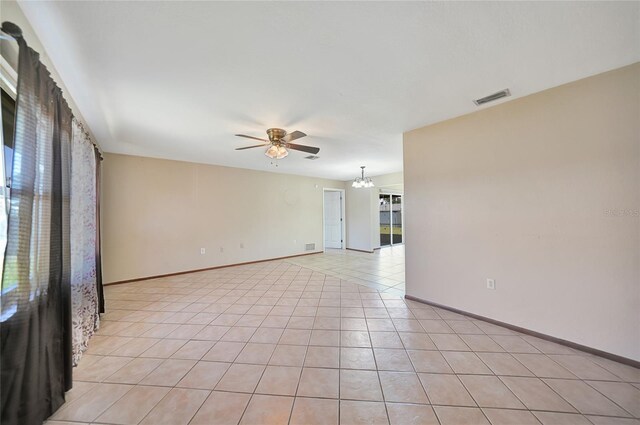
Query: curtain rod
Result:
<box><xmin>1</xmin><ymin>21</ymin><xmax>104</xmax><ymax>161</ymax></box>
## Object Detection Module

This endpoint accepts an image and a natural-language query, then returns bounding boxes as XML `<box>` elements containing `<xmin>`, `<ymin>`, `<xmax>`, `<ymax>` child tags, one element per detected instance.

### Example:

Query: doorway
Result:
<box><xmin>323</xmin><ymin>189</ymin><xmax>345</xmax><ymax>249</ymax></box>
<box><xmin>380</xmin><ymin>194</ymin><xmax>402</xmax><ymax>246</ymax></box>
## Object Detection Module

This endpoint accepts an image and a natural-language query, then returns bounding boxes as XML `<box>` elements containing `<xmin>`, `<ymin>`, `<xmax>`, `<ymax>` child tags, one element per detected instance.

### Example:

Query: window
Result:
<box><xmin>2</xmin><ymin>88</ymin><xmax>14</xmax><ymax>190</ymax></box>
<box><xmin>0</xmin><ymin>86</ymin><xmax>15</xmax><ymax>316</ymax></box>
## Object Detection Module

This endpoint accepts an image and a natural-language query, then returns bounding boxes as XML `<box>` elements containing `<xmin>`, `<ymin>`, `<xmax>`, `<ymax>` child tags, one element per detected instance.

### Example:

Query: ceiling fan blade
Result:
<box><xmin>287</xmin><ymin>143</ymin><xmax>320</xmax><ymax>154</ymax></box>
<box><xmin>281</xmin><ymin>130</ymin><xmax>306</xmax><ymax>143</ymax></box>
<box><xmin>235</xmin><ymin>144</ymin><xmax>268</xmax><ymax>150</ymax></box>
<box><xmin>235</xmin><ymin>134</ymin><xmax>269</xmax><ymax>142</ymax></box>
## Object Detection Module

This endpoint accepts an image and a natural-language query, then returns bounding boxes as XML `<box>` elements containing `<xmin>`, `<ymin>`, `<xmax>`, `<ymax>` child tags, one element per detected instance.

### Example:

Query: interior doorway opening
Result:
<box><xmin>323</xmin><ymin>188</ymin><xmax>345</xmax><ymax>250</ymax></box>
<box><xmin>380</xmin><ymin>194</ymin><xmax>402</xmax><ymax>246</ymax></box>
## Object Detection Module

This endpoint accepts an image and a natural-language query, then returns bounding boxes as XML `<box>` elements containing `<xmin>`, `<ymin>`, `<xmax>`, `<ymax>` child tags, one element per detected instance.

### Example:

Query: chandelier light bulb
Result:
<box><xmin>352</xmin><ymin>166</ymin><xmax>374</xmax><ymax>189</ymax></box>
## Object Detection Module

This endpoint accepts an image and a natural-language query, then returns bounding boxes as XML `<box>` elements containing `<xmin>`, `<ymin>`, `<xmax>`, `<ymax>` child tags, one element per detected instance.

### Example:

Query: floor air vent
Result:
<box><xmin>304</xmin><ymin>155</ymin><xmax>320</xmax><ymax>160</ymax></box>
<box><xmin>474</xmin><ymin>89</ymin><xmax>511</xmax><ymax>106</ymax></box>
<box><xmin>305</xmin><ymin>243</ymin><xmax>316</xmax><ymax>251</ymax></box>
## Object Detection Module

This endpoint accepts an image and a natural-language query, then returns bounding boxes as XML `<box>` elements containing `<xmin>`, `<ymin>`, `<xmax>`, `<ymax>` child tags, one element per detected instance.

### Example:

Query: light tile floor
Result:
<box><xmin>287</xmin><ymin>246</ymin><xmax>405</xmax><ymax>296</ymax></box>
<box><xmin>46</xmin><ymin>256</ymin><xmax>639</xmax><ymax>425</ymax></box>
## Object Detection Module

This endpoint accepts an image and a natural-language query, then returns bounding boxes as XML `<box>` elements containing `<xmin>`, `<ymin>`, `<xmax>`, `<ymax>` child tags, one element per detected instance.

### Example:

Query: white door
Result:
<box><xmin>324</xmin><ymin>191</ymin><xmax>343</xmax><ymax>249</ymax></box>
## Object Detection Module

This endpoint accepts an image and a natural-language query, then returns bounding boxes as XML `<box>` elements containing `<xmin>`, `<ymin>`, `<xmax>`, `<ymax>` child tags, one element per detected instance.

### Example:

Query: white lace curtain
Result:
<box><xmin>70</xmin><ymin>119</ymin><xmax>100</xmax><ymax>365</ymax></box>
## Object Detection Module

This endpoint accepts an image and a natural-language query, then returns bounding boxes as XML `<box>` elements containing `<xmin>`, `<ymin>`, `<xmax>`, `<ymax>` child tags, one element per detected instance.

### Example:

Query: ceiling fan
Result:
<box><xmin>235</xmin><ymin>128</ymin><xmax>320</xmax><ymax>159</ymax></box>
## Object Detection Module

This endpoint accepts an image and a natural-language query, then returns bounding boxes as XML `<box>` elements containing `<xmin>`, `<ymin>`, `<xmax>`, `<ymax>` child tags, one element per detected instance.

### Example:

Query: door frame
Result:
<box><xmin>379</xmin><ymin>191</ymin><xmax>404</xmax><ymax>247</ymax></box>
<box><xmin>322</xmin><ymin>188</ymin><xmax>346</xmax><ymax>251</ymax></box>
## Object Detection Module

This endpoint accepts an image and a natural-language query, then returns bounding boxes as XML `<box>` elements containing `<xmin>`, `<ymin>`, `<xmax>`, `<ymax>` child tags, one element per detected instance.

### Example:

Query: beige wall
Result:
<box><xmin>102</xmin><ymin>153</ymin><xmax>344</xmax><ymax>283</ymax></box>
<box><xmin>404</xmin><ymin>63</ymin><xmax>640</xmax><ymax>360</ymax></box>
<box><xmin>345</xmin><ymin>184</ymin><xmax>374</xmax><ymax>252</ymax></box>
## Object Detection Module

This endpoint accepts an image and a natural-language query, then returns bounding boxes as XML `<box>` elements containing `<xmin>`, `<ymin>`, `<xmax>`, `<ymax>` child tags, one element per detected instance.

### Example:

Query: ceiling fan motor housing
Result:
<box><xmin>267</xmin><ymin>128</ymin><xmax>287</xmax><ymax>143</ymax></box>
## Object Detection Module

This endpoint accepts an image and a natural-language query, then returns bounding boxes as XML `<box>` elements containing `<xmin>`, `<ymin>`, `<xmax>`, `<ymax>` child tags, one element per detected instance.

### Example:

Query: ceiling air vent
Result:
<box><xmin>304</xmin><ymin>155</ymin><xmax>320</xmax><ymax>160</ymax></box>
<box><xmin>473</xmin><ymin>89</ymin><xmax>511</xmax><ymax>106</ymax></box>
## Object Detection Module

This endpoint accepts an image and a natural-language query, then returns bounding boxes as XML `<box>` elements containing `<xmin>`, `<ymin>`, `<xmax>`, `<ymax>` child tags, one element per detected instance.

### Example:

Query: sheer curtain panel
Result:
<box><xmin>70</xmin><ymin>119</ymin><xmax>100</xmax><ymax>365</ymax></box>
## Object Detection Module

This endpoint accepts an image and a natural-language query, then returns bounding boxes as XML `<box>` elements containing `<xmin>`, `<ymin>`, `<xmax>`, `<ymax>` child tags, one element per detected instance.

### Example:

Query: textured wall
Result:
<box><xmin>404</xmin><ymin>64</ymin><xmax>640</xmax><ymax>360</ymax></box>
<box><xmin>102</xmin><ymin>153</ymin><xmax>343</xmax><ymax>282</ymax></box>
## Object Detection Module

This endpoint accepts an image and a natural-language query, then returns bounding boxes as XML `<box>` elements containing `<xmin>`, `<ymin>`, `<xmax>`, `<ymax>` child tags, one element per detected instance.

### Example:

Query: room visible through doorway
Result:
<box><xmin>380</xmin><ymin>194</ymin><xmax>402</xmax><ymax>246</ymax></box>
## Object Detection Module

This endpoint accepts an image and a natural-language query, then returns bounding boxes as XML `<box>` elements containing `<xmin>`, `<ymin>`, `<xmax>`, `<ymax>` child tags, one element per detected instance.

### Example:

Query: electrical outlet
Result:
<box><xmin>486</xmin><ymin>279</ymin><xmax>496</xmax><ymax>290</ymax></box>
<box><xmin>220</xmin><ymin>247</ymin><xmax>224</xmax><ymax>253</ymax></box>
<box><xmin>240</xmin><ymin>243</ymin><xmax>244</xmax><ymax>249</ymax></box>
<box><xmin>200</xmin><ymin>248</ymin><xmax>205</xmax><ymax>255</ymax></box>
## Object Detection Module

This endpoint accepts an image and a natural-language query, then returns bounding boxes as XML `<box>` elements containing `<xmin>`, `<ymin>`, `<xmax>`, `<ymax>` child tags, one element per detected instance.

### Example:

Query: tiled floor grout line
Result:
<box><xmin>50</xmin><ymin>257</ymin><xmax>640</xmax><ymax>425</ymax></box>
<box><xmin>492</xmin><ymin>339</ymin><xmax>635</xmax><ymax>417</ymax></box>
<box><xmin>269</xmin><ymin>267</ymin><xmax>312</xmax><ymax>425</ymax></box>
<box><xmin>383</xmin><ymin>289</ymin><xmax>443</xmax><ymax>424</ymax></box>
<box><xmin>379</xmin><ymin>294</ymin><xmax>418</xmax><ymax>425</ymax></box>
<box><xmin>59</xmin><ymin>386</ymin><xmax>640</xmax><ymax>425</ymax></box>
<box><xmin>184</xmin><ymin>273</ymin><xmax>258</xmax><ymax>425</ymax></box>
<box><xmin>451</xmin><ymin>328</ymin><xmax>582</xmax><ymax>422</ymax></box>
<box><xmin>334</xmin><ymin>272</ymin><xmax>342</xmax><ymax>425</ymax></box>
<box><xmin>581</xmin><ymin>379</ymin><xmax>637</xmax><ymax>418</ymax></box>
<box><xmin>81</xmin><ymin>360</ymin><xmax>626</xmax><ymax>418</ymax></box>
<box><xmin>451</xmin><ymin>328</ymin><xmax>537</xmax><ymax>419</ymax></box>
<box><xmin>285</xmin><ymin>248</ymin><xmax>405</xmax><ymax>294</ymax></box>
<box><xmin>364</xmin><ymin>300</ymin><xmax>391</xmax><ymax>424</ymax></box>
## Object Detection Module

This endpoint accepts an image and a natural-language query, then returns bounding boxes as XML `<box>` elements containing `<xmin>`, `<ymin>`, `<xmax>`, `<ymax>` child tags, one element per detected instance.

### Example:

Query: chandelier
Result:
<box><xmin>352</xmin><ymin>166</ymin><xmax>374</xmax><ymax>188</ymax></box>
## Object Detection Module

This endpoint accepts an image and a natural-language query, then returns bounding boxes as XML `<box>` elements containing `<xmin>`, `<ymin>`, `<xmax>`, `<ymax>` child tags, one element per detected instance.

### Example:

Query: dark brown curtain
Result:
<box><xmin>95</xmin><ymin>147</ymin><xmax>104</xmax><ymax>313</ymax></box>
<box><xmin>1</xmin><ymin>22</ymin><xmax>73</xmax><ymax>425</ymax></box>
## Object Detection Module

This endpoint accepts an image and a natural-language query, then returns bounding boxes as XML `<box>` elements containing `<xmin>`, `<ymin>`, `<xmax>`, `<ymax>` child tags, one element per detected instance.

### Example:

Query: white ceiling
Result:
<box><xmin>19</xmin><ymin>1</ymin><xmax>640</xmax><ymax>180</ymax></box>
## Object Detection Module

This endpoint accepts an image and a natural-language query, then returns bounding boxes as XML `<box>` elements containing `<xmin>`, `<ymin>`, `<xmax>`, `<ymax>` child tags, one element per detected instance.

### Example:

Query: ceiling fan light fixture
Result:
<box><xmin>265</xmin><ymin>145</ymin><xmax>278</xmax><ymax>159</ymax></box>
<box><xmin>236</xmin><ymin>128</ymin><xmax>318</xmax><ymax>160</ymax></box>
<box><xmin>265</xmin><ymin>145</ymin><xmax>289</xmax><ymax>160</ymax></box>
<box><xmin>276</xmin><ymin>146</ymin><xmax>288</xmax><ymax>159</ymax></box>
<box><xmin>352</xmin><ymin>166</ymin><xmax>374</xmax><ymax>189</ymax></box>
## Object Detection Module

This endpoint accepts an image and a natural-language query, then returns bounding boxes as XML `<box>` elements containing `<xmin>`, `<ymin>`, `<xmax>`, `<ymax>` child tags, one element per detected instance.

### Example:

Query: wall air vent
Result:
<box><xmin>305</xmin><ymin>243</ymin><xmax>316</xmax><ymax>251</ymax></box>
<box><xmin>473</xmin><ymin>89</ymin><xmax>511</xmax><ymax>106</ymax></box>
<box><xmin>304</xmin><ymin>155</ymin><xmax>320</xmax><ymax>160</ymax></box>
